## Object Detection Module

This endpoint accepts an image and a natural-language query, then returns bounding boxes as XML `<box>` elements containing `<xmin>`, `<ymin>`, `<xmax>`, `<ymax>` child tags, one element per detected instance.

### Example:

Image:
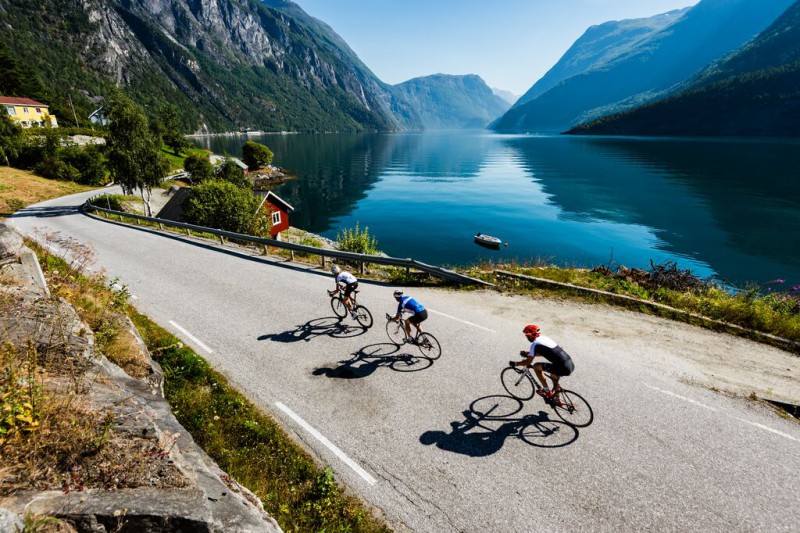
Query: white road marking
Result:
<box><xmin>427</xmin><ymin>308</ymin><xmax>495</xmax><ymax>333</ymax></box>
<box><xmin>734</xmin><ymin>418</ymin><xmax>798</xmax><ymax>442</ymax></box>
<box><xmin>275</xmin><ymin>402</ymin><xmax>377</xmax><ymax>486</ymax></box>
<box><xmin>168</xmin><ymin>320</ymin><xmax>214</xmax><ymax>354</ymax></box>
<box><xmin>642</xmin><ymin>383</ymin><xmax>717</xmax><ymax>411</ymax></box>
<box><xmin>644</xmin><ymin>383</ymin><xmax>799</xmax><ymax>442</ymax></box>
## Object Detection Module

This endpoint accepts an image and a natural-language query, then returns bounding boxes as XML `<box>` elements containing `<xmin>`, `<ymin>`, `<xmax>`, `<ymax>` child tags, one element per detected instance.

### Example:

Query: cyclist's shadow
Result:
<box><xmin>313</xmin><ymin>342</ymin><xmax>433</xmax><ymax>379</ymax></box>
<box><xmin>258</xmin><ymin>316</ymin><xmax>368</xmax><ymax>344</ymax></box>
<box><xmin>419</xmin><ymin>395</ymin><xmax>578</xmax><ymax>457</ymax></box>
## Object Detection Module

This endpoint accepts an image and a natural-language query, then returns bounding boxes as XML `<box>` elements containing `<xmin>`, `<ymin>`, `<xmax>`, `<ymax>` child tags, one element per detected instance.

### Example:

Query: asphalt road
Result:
<box><xmin>10</xmin><ymin>189</ymin><xmax>800</xmax><ymax>532</ymax></box>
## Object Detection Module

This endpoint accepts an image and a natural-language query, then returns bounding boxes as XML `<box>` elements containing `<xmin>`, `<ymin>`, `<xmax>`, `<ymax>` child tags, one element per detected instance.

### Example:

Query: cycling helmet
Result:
<box><xmin>522</xmin><ymin>324</ymin><xmax>540</xmax><ymax>337</ymax></box>
<box><xmin>393</xmin><ymin>289</ymin><xmax>403</xmax><ymax>299</ymax></box>
<box><xmin>330</xmin><ymin>265</ymin><xmax>341</xmax><ymax>275</ymax></box>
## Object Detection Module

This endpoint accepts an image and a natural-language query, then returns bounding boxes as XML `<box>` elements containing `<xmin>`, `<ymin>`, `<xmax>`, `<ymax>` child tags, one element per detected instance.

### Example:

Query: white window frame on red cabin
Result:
<box><xmin>271</xmin><ymin>211</ymin><xmax>281</xmax><ymax>226</ymax></box>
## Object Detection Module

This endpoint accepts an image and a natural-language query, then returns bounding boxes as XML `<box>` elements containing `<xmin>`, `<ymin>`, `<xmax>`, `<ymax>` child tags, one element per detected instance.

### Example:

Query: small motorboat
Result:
<box><xmin>474</xmin><ymin>232</ymin><xmax>501</xmax><ymax>249</ymax></box>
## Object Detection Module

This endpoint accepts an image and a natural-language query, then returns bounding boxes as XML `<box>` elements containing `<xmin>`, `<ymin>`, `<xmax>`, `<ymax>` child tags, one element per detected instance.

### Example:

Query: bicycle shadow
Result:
<box><xmin>258</xmin><ymin>317</ymin><xmax>368</xmax><ymax>344</ymax></box>
<box><xmin>419</xmin><ymin>395</ymin><xmax>579</xmax><ymax>457</ymax></box>
<box><xmin>313</xmin><ymin>342</ymin><xmax>433</xmax><ymax>379</ymax></box>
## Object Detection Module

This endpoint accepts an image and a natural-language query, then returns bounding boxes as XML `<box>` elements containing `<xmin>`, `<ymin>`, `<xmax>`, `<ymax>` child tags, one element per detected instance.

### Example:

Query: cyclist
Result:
<box><xmin>510</xmin><ymin>324</ymin><xmax>574</xmax><ymax>399</ymax></box>
<box><xmin>389</xmin><ymin>290</ymin><xmax>427</xmax><ymax>343</ymax></box>
<box><xmin>328</xmin><ymin>265</ymin><xmax>358</xmax><ymax>319</ymax></box>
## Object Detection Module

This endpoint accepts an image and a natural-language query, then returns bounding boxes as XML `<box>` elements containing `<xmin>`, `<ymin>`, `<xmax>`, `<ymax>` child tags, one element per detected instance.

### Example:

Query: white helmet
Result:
<box><xmin>330</xmin><ymin>265</ymin><xmax>341</xmax><ymax>274</ymax></box>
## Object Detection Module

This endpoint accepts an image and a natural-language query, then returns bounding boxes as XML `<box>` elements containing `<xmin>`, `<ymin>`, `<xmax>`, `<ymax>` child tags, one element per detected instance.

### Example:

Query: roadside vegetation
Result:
<box><xmin>0</xmin><ymin>166</ymin><xmax>94</xmax><ymax>216</ymax></box>
<box><xmin>23</xmin><ymin>236</ymin><xmax>390</xmax><ymax>532</ymax></box>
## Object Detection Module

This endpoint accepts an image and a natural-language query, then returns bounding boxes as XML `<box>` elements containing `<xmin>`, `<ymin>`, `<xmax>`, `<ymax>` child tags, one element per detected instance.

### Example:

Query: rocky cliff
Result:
<box><xmin>0</xmin><ymin>223</ymin><xmax>280</xmax><ymax>532</ymax></box>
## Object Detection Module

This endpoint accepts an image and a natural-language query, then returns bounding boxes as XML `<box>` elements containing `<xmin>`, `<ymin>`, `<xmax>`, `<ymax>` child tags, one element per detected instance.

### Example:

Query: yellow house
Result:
<box><xmin>0</xmin><ymin>96</ymin><xmax>58</xmax><ymax>128</ymax></box>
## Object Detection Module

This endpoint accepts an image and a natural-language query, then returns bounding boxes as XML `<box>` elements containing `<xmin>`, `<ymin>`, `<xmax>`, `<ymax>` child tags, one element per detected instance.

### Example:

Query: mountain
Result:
<box><xmin>492</xmin><ymin>88</ymin><xmax>519</xmax><ymax>106</ymax></box>
<box><xmin>570</xmin><ymin>0</ymin><xmax>800</xmax><ymax>136</ymax></box>
<box><xmin>389</xmin><ymin>74</ymin><xmax>511</xmax><ymax>129</ymax></box>
<box><xmin>514</xmin><ymin>8</ymin><xmax>690</xmax><ymax>108</ymax></box>
<box><xmin>0</xmin><ymin>0</ymin><xmax>399</xmax><ymax>132</ymax></box>
<box><xmin>492</xmin><ymin>0</ymin><xmax>795</xmax><ymax>133</ymax></box>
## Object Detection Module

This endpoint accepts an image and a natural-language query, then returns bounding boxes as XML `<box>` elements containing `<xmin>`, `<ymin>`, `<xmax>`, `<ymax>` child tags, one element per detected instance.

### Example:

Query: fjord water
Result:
<box><xmin>193</xmin><ymin>131</ymin><xmax>800</xmax><ymax>287</ymax></box>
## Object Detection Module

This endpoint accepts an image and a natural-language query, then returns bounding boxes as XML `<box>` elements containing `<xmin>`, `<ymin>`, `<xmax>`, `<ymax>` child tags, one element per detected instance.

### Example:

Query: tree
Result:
<box><xmin>0</xmin><ymin>113</ymin><xmax>22</xmax><ymax>166</ymax></box>
<box><xmin>183</xmin><ymin>180</ymin><xmax>260</xmax><ymax>234</ymax></box>
<box><xmin>183</xmin><ymin>153</ymin><xmax>213</xmax><ymax>183</ymax></box>
<box><xmin>106</xmin><ymin>92</ymin><xmax>169</xmax><ymax>216</ymax></box>
<box><xmin>216</xmin><ymin>157</ymin><xmax>249</xmax><ymax>188</ymax></box>
<box><xmin>241</xmin><ymin>140</ymin><xmax>274</xmax><ymax>170</ymax></box>
<box><xmin>158</xmin><ymin>104</ymin><xmax>190</xmax><ymax>156</ymax></box>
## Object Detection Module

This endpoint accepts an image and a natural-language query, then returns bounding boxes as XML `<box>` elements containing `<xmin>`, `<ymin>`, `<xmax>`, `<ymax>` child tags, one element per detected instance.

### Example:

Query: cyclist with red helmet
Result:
<box><xmin>510</xmin><ymin>324</ymin><xmax>574</xmax><ymax>399</ymax></box>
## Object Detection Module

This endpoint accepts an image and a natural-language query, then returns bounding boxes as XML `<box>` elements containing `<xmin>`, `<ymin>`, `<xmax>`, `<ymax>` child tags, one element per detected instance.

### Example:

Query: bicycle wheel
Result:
<box><xmin>501</xmin><ymin>367</ymin><xmax>535</xmax><ymax>400</ymax></box>
<box><xmin>386</xmin><ymin>320</ymin><xmax>406</xmax><ymax>345</ymax></box>
<box><xmin>416</xmin><ymin>332</ymin><xmax>441</xmax><ymax>360</ymax></box>
<box><xmin>354</xmin><ymin>305</ymin><xmax>373</xmax><ymax>328</ymax></box>
<box><xmin>330</xmin><ymin>297</ymin><xmax>347</xmax><ymax>318</ymax></box>
<box><xmin>551</xmin><ymin>389</ymin><xmax>594</xmax><ymax>427</ymax></box>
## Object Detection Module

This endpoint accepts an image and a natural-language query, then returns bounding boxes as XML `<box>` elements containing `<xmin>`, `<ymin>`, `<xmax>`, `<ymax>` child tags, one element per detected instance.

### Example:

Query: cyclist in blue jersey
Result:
<box><xmin>510</xmin><ymin>324</ymin><xmax>574</xmax><ymax>399</ymax></box>
<box><xmin>390</xmin><ymin>290</ymin><xmax>428</xmax><ymax>343</ymax></box>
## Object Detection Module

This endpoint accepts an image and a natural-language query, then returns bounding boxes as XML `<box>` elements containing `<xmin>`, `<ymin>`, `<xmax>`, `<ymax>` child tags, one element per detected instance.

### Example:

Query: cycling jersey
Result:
<box><xmin>397</xmin><ymin>296</ymin><xmax>425</xmax><ymax>315</ymax></box>
<box><xmin>336</xmin><ymin>271</ymin><xmax>357</xmax><ymax>285</ymax></box>
<box><xmin>529</xmin><ymin>335</ymin><xmax>573</xmax><ymax>375</ymax></box>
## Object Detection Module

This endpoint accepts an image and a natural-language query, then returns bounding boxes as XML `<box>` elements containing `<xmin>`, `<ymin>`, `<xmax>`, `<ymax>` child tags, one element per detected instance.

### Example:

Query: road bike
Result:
<box><xmin>328</xmin><ymin>288</ymin><xmax>373</xmax><ymax>328</ymax></box>
<box><xmin>500</xmin><ymin>363</ymin><xmax>593</xmax><ymax>427</ymax></box>
<box><xmin>385</xmin><ymin>313</ymin><xmax>441</xmax><ymax>360</ymax></box>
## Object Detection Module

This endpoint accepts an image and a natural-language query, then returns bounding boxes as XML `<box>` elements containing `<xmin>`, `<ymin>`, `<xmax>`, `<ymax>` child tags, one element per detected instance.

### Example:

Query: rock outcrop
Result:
<box><xmin>0</xmin><ymin>224</ymin><xmax>281</xmax><ymax>532</ymax></box>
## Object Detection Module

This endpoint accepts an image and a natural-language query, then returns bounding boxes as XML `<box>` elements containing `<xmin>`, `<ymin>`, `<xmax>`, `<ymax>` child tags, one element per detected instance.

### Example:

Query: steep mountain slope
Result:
<box><xmin>389</xmin><ymin>74</ymin><xmax>511</xmax><ymax>129</ymax></box>
<box><xmin>0</xmin><ymin>0</ymin><xmax>398</xmax><ymax>132</ymax></box>
<box><xmin>492</xmin><ymin>0</ymin><xmax>794</xmax><ymax>133</ymax></box>
<box><xmin>570</xmin><ymin>0</ymin><xmax>800</xmax><ymax>136</ymax></box>
<box><xmin>515</xmin><ymin>8</ymin><xmax>689</xmax><ymax>107</ymax></box>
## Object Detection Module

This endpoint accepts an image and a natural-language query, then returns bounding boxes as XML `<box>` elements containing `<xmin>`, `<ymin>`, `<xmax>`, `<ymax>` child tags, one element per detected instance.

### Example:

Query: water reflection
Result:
<box><xmin>191</xmin><ymin>132</ymin><xmax>800</xmax><ymax>285</ymax></box>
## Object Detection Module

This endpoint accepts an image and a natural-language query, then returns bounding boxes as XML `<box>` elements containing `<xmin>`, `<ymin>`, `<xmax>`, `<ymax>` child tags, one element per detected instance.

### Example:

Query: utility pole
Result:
<box><xmin>68</xmin><ymin>93</ymin><xmax>79</xmax><ymax>127</ymax></box>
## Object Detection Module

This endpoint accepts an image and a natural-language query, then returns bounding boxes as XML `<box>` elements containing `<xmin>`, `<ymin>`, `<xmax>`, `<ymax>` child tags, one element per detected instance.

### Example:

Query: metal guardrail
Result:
<box><xmin>83</xmin><ymin>196</ymin><xmax>493</xmax><ymax>287</ymax></box>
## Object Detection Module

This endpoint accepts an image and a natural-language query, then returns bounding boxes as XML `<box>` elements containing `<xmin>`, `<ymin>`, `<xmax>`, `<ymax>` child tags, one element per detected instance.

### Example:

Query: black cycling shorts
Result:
<box><xmin>542</xmin><ymin>357</ymin><xmax>574</xmax><ymax>377</ymax></box>
<box><xmin>344</xmin><ymin>282</ymin><xmax>358</xmax><ymax>297</ymax></box>
<box><xmin>408</xmin><ymin>309</ymin><xmax>428</xmax><ymax>324</ymax></box>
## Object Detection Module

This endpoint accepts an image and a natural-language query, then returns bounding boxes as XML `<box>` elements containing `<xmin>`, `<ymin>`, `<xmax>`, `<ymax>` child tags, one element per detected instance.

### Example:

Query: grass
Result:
<box><xmin>129</xmin><ymin>310</ymin><xmax>390</xmax><ymax>532</ymax></box>
<box><xmin>160</xmin><ymin>145</ymin><xmax>209</xmax><ymax>172</ymax></box>
<box><xmin>25</xmin><ymin>234</ymin><xmax>391</xmax><ymax>532</ymax></box>
<box><xmin>0</xmin><ymin>167</ymin><xmax>94</xmax><ymax>217</ymax></box>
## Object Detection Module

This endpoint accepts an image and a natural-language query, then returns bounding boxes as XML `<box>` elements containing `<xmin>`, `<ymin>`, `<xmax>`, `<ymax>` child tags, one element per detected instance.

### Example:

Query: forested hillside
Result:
<box><xmin>0</xmin><ymin>0</ymin><xmax>398</xmax><ymax>132</ymax></box>
<box><xmin>570</xmin><ymin>0</ymin><xmax>800</xmax><ymax>136</ymax></box>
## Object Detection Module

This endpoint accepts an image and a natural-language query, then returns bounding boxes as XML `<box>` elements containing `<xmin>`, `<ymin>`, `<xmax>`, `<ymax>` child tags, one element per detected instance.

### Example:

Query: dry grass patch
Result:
<box><xmin>0</xmin><ymin>167</ymin><xmax>94</xmax><ymax>216</ymax></box>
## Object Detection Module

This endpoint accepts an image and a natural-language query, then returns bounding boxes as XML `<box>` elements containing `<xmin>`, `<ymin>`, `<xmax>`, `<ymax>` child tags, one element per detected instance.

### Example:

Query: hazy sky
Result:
<box><xmin>293</xmin><ymin>0</ymin><xmax>701</xmax><ymax>95</ymax></box>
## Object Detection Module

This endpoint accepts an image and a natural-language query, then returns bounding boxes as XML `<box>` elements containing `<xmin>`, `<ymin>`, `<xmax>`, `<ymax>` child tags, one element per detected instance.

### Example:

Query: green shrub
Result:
<box><xmin>241</xmin><ymin>141</ymin><xmax>274</xmax><ymax>170</ymax></box>
<box><xmin>183</xmin><ymin>153</ymin><xmax>214</xmax><ymax>183</ymax></box>
<box><xmin>336</xmin><ymin>222</ymin><xmax>379</xmax><ymax>255</ymax></box>
<box><xmin>183</xmin><ymin>180</ymin><xmax>259</xmax><ymax>233</ymax></box>
<box><xmin>88</xmin><ymin>194</ymin><xmax>126</xmax><ymax>211</ymax></box>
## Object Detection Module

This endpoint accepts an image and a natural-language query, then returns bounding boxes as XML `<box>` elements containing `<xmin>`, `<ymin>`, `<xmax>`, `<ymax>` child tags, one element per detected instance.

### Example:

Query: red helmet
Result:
<box><xmin>522</xmin><ymin>324</ymin><xmax>540</xmax><ymax>337</ymax></box>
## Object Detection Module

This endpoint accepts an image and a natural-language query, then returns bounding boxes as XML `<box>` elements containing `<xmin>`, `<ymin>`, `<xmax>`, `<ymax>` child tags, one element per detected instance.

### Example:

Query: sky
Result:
<box><xmin>292</xmin><ymin>0</ymin><xmax>701</xmax><ymax>96</ymax></box>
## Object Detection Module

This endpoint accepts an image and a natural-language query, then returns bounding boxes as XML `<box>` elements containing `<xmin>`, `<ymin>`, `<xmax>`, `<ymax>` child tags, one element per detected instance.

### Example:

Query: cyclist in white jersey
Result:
<box><xmin>329</xmin><ymin>265</ymin><xmax>359</xmax><ymax>318</ymax></box>
<box><xmin>510</xmin><ymin>324</ymin><xmax>574</xmax><ymax>399</ymax></box>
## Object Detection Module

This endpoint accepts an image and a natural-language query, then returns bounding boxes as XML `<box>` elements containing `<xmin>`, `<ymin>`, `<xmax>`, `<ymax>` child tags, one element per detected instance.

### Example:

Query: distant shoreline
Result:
<box><xmin>186</xmin><ymin>131</ymin><xmax>298</xmax><ymax>138</ymax></box>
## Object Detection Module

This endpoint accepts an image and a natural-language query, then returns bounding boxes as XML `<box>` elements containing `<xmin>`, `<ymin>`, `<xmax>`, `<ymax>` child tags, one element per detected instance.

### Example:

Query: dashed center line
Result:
<box><xmin>169</xmin><ymin>320</ymin><xmax>214</xmax><ymax>354</ymax></box>
<box><xmin>427</xmin><ymin>308</ymin><xmax>495</xmax><ymax>333</ymax></box>
<box><xmin>642</xmin><ymin>382</ymin><xmax>798</xmax><ymax>442</ymax></box>
<box><xmin>275</xmin><ymin>402</ymin><xmax>377</xmax><ymax>486</ymax></box>
<box><xmin>733</xmin><ymin>418</ymin><xmax>798</xmax><ymax>442</ymax></box>
<box><xmin>642</xmin><ymin>383</ymin><xmax>717</xmax><ymax>411</ymax></box>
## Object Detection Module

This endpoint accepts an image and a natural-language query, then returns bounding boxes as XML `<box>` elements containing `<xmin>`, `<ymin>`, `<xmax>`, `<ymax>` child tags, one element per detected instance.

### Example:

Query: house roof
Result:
<box><xmin>0</xmin><ymin>96</ymin><xmax>48</xmax><ymax>107</ymax></box>
<box><xmin>264</xmin><ymin>191</ymin><xmax>294</xmax><ymax>213</ymax></box>
<box><xmin>89</xmin><ymin>107</ymin><xmax>105</xmax><ymax>118</ymax></box>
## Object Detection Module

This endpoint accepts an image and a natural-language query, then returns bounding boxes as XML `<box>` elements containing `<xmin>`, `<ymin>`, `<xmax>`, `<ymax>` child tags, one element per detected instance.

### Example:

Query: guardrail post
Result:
<box><xmin>360</xmin><ymin>261</ymin><xmax>365</xmax><ymax>274</ymax></box>
<box><xmin>159</xmin><ymin>223</ymin><xmax>163</xmax><ymax>230</ymax></box>
<box><xmin>135</xmin><ymin>218</ymin><xmax>140</xmax><ymax>226</ymax></box>
<box><xmin>219</xmin><ymin>235</ymin><xmax>225</xmax><ymax>245</ymax></box>
<box><xmin>263</xmin><ymin>244</ymin><xmax>268</xmax><ymax>255</ymax></box>
<box><xmin>322</xmin><ymin>255</ymin><xmax>326</xmax><ymax>268</ymax></box>
<box><xmin>186</xmin><ymin>228</ymin><xmax>190</xmax><ymax>236</ymax></box>
<box><xmin>290</xmin><ymin>250</ymin><xmax>295</xmax><ymax>261</ymax></box>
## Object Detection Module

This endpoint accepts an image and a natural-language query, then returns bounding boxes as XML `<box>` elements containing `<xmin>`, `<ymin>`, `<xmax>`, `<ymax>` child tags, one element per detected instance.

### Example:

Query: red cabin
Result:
<box><xmin>259</xmin><ymin>191</ymin><xmax>294</xmax><ymax>239</ymax></box>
